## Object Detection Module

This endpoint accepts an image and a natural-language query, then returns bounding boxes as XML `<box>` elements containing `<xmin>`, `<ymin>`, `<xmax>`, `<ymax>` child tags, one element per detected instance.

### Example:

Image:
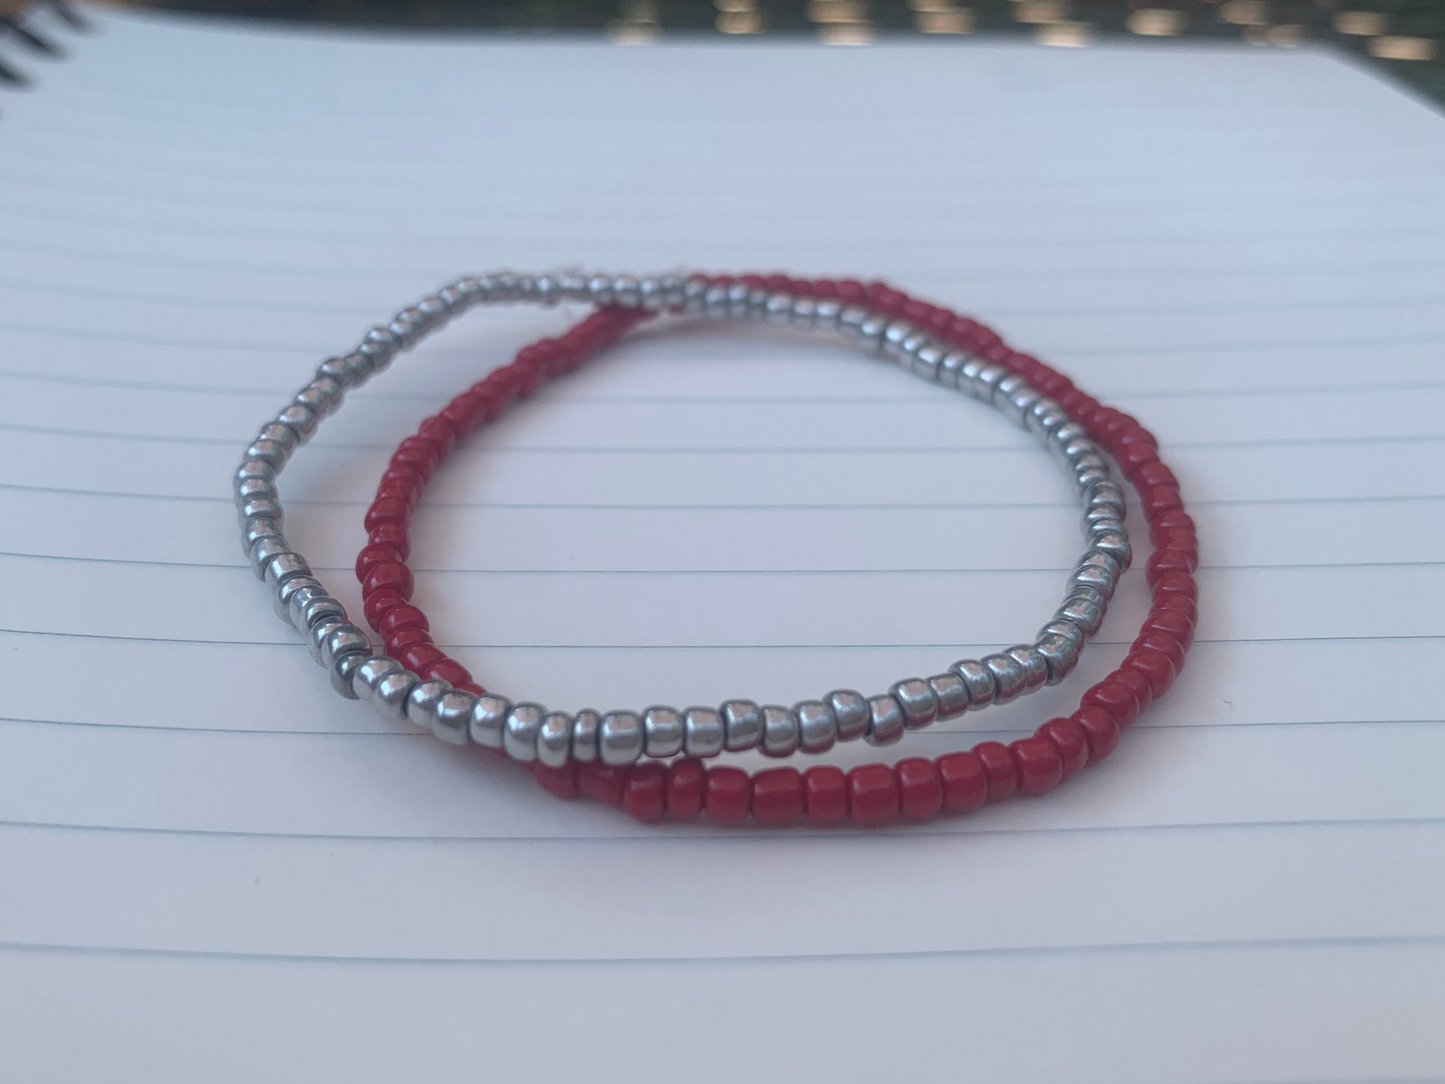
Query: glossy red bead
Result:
<box><xmin>973</xmin><ymin>741</ymin><xmax>1019</xmax><ymax>803</ymax></box>
<box><xmin>1133</xmin><ymin>629</ymin><xmax>1186</xmax><ymax>672</ymax></box>
<box><xmin>1036</xmin><ymin>720</ymin><xmax>1083</xmax><ymax>777</ymax></box>
<box><xmin>1133</xmin><ymin>460</ymin><xmax>1177</xmax><ymax>490</ymax></box>
<box><xmin>417</xmin><ymin>416</ymin><xmax>458</xmax><ymax>457</ymax></box>
<box><xmin>534</xmin><ymin>763</ymin><xmax>577</xmax><ymax>799</ymax></box>
<box><xmin>1143</xmin><ymin>484</ymin><xmax>1184</xmax><ymax>519</ymax></box>
<box><xmin>752</xmin><ymin>768</ymin><xmax>805</xmax><ymax>825</ymax></box>
<box><xmin>1011</xmin><ymin>737</ymin><xmax>1064</xmax><ymax>796</ymax></box>
<box><xmin>1072</xmin><ymin>705</ymin><xmax>1120</xmax><ymax>761</ymax></box>
<box><xmin>391</xmin><ymin>436</ymin><xmax>441</xmax><ymax>481</ymax></box>
<box><xmin>803</xmin><ymin>766</ymin><xmax>848</xmax><ymax>825</ymax></box>
<box><xmin>936</xmin><ymin>750</ymin><xmax>988</xmax><ymax>813</ymax></box>
<box><xmin>368</xmin><ymin>522</ymin><xmax>411</xmax><ymax>560</ymax></box>
<box><xmin>362</xmin><ymin>589</ymin><xmax>407</xmax><ymax>629</ymax></box>
<box><xmin>355</xmin><ymin>542</ymin><xmax>401</xmax><ymax>582</ymax></box>
<box><xmin>1112</xmin><ymin>664</ymin><xmax>1155</xmax><ymax>711</ymax></box>
<box><xmin>1153</xmin><ymin>570</ymin><xmax>1198</xmax><ymax>602</ymax></box>
<box><xmin>848</xmin><ymin>764</ymin><xmax>899</xmax><ymax>826</ymax></box>
<box><xmin>361</xmin><ymin>560</ymin><xmax>414</xmax><ymax>601</ymax></box>
<box><xmin>896</xmin><ymin>757</ymin><xmax>943</xmax><ymax>822</ymax></box>
<box><xmin>578</xmin><ymin>763</ymin><xmax>626</xmax><ymax>807</ymax></box>
<box><xmin>377</xmin><ymin>603</ymin><xmax>428</xmax><ymax>641</ymax></box>
<box><xmin>399</xmin><ymin>642</ymin><xmax>446</xmax><ymax>674</ymax></box>
<box><xmin>1152</xmin><ymin>508</ymin><xmax>1195</xmax><ymax>535</ymax></box>
<box><xmin>1125</xmin><ymin>647</ymin><xmax>1177</xmax><ymax>699</ymax></box>
<box><xmin>1117</xmin><ymin>424</ymin><xmax>1158</xmax><ymax>451</ymax></box>
<box><xmin>1145</xmin><ymin>605</ymin><xmax>1196</xmax><ymax>650</ymax></box>
<box><xmin>1081</xmin><ymin>680</ymin><xmax>1141</xmax><ymax>730</ymax></box>
<box><xmin>364</xmin><ymin>497</ymin><xmax>412</xmax><ymax>533</ymax></box>
<box><xmin>622</xmin><ymin>763</ymin><xmax>667</xmax><ymax>823</ymax></box>
<box><xmin>423</xmin><ymin>658</ymin><xmax>473</xmax><ymax>687</ymax></box>
<box><xmin>1147</xmin><ymin>548</ymin><xmax>1198</xmax><ymax>583</ymax></box>
<box><xmin>666</xmin><ymin>759</ymin><xmax>706</xmax><ymax>819</ymax></box>
<box><xmin>1154</xmin><ymin>591</ymin><xmax>1197</xmax><ymax>624</ymax></box>
<box><xmin>705</xmin><ymin>767</ymin><xmax>752</xmax><ymax>824</ymax></box>
<box><xmin>384</xmin><ymin>626</ymin><xmax>432</xmax><ymax>658</ymax></box>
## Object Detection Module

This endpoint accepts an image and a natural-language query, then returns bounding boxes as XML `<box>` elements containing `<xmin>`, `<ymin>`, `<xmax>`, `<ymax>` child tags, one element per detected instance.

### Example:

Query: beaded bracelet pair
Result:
<box><xmin>236</xmin><ymin>271</ymin><xmax>1198</xmax><ymax>827</ymax></box>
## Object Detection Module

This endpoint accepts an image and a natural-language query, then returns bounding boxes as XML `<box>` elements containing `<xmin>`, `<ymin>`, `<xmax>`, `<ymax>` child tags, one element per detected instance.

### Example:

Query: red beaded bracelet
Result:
<box><xmin>355</xmin><ymin>276</ymin><xmax>1197</xmax><ymax>827</ymax></box>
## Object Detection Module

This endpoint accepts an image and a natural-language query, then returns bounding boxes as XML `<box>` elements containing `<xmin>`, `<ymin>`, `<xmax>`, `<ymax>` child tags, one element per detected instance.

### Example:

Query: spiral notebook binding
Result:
<box><xmin>0</xmin><ymin>1</ymin><xmax>87</xmax><ymax>92</ymax></box>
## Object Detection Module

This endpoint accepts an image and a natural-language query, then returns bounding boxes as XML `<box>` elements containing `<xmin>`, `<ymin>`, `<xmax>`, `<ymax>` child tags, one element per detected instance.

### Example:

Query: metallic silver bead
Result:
<box><xmin>642</xmin><ymin>706</ymin><xmax>684</xmax><ymax>759</ymax></box>
<box><xmin>244</xmin><ymin>437</ymin><xmax>290</xmax><ymax>469</ymax></box>
<box><xmin>612</xmin><ymin>275</ymin><xmax>641</xmax><ymax>307</ymax></box>
<box><xmin>469</xmin><ymin>695</ymin><xmax>511</xmax><ymax>749</ymax></box>
<box><xmin>827</xmin><ymin>690</ymin><xmax>869</xmax><ymax>741</ymax></box>
<box><xmin>272</xmin><ymin>573</ymin><xmax>320</xmax><ymax>622</ymax></box>
<box><xmin>558</xmin><ymin>273</ymin><xmax>590</xmax><ymax>301</ymax></box>
<box><xmin>1052</xmin><ymin>422</ymin><xmax>1087</xmax><ymax>449</ymax></box>
<box><xmin>275</xmin><ymin>403</ymin><xmax>318</xmax><ymax>445</ymax></box>
<box><xmin>1033</xmin><ymin>633</ymin><xmax>1079</xmax><ymax>685</ymax></box>
<box><xmin>436</xmin><ymin>284</ymin><xmax>468</xmax><ymax>312</ymax></box>
<box><xmin>856</xmin><ymin>314</ymin><xmax>888</xmax><ymax>355</ymax></box>
<box><xmin>682</xmin><ymin>277</ymin><xmax>709</xmax><ymax>313</ymax></box>
<box><xmin>703</xmin><ymin>283</ymin><xmax>729</xmax><ymax>318</ymax></box>
<box><xmin>721</xmin><ymin>699</ymin><xmax>763</xmax><ymax>752</ymax></box>
<box><xmin>1075</xmin><ymin>465</ymin><xmax>1112</xmax><ymax>495</ymax></box>
<box><xmin>929</xmin><ymin>672</ymin><xmax>969</xmax><ymax>719</ymax></box>
<box><xmin>995</xmin><ymin>374</ymin><xmax>1040</xmax><ymax>428</ymax></box>
<box><xmin>587</xmin><ymin>275</ymin><xmax>615</xmax><ymax>306</ymax></box>
<box><xmin>1039</xmin><ymin>618</ymin><xmax>1086</xmax><ymax>647</ymax></box>
<box><xmin>881</xmin><ymin>320</ymin><xmax>918</xmax><ymax>363</ymax></box>
<box><xmin>865</xmin><ymin>694</ymin><xmax>905</xmax><ymax>746</ymax></box>
<box><xmin>1086</xmin><ymin>480</ymin><xmax>1127</xmax><ymax>518</ymax></box>
<box><xmin>321</xmin><ymin>625</ymin><xmax>370</xmax><ymax>671</ymax></box>
<box><xmin>658</xmin><ymin>273</ymin><xmax>687</xmax><ymax>310</ymax></box>
<box><xmin>433</xmin><ymin>690</ymin><xmax>476</xmax><ymax>746</ymax></box>
<box><xmin>790</xmin><ymin>296</ymin><xmax>817</xmax><ymax>328</ymax></box>
<box><xmin>289</xmin><ymin>585</ymin><xmax>344</xmax><ymax>631</ymax></box>
<box><xmin>599</xmin><ymin>710</ymin><xmax>644</xmax><ymax>766</ymax></box>
<box><xmin>837</xmin><ymin>305</ymin><xmax>870</xmax><ymax>339</ymax></box>
<box><xmin>405</xmin><ymin>679</ymin><xmax>453</xmax><ymax>732</ymax></box>
<box><xmin>504</xmin><ymin>702</ymin><xmax>546</xmax><ymax>763</ymax></box>
<box><xmin>683</xmin><ymin>707</ymin><xmax>724</xmax><ymax>758</ymax></box>
<box><xmin>316</xmin><ymin>355</ymin><xmax>362</xmax><ymax>389</ymax></box>
<box><xmin>983</xmin><ymin>652</ymin><xmax>1026</xmax><ymax>704</ymax></box>
<box><xmin>1085</xmin><ymin>514</ymin><xmax>1126</xmax><ymax>541</ymax></box>
<box><xmin>1092</xmin><ymin>530</ymin><xmax>1132</xmax><ymax>570</ymax></box>
<box><xmin>1058</xmin><ymin>592</ymin><xmax>1105</xmax><ymax>636</ymax></box>
<box><xmin>571</xmin><ymin>709</ymin><xmax>601</xmax><ymax>762</ymax></box>
<box><xmin>938</xmin><ymin>351</ymin><xmax>969</xmax><ymax>388</ymax></box>
<box><xmin>537</xmin><ymin>711</ymin><xmax>573</xmax><ymax>766</ymax></box>
<box><xmin>890</xmin><ymin>678</ymin><xmax>938</xmax><ymax>730</ymax></box>
<box><xmin>307</xmin><ymin>617</ymin><xmax>345</xmax><ymax>663</ymax></box>
<box><xmin>297</xmin><ymin>377</ymin><xmax>343</xmax><ymax>418</ymax></box>
<box><xmin>960</xmin><ymin>359</ymin><xmax>1006</xmax><ymax>402</ymax></box>
<box><xmin>248</xmin><ymin>535</ymin><xmax>290</xmax><ymax>579</ymax></box>
<box><xmin>760</xmin><ymin>705</ymin><xmax>800</xmax><ymax>758</ymax></box>
<box><xmin>765</xmin><ymin>291</ymin><xmax>793</xmax><ymax>324</ymax></box>
<box><xmin>727</xmin><ymin>281</ymin><xmax>754</xmax><ymax>318</ymax></box>
<box><xmin>951</xmin><ymin>659</ymin><xmax>996</xmax><ymax>710</ymax></box>
<box><xmin>1071</xmin><ymin>561</ymin><xmax>1118</xmax><ymax>601</ymax></box>
<box><xmin>913</xmin><ymin>343</ymin><xmax>947</xmax><ymax>381</ymax></box>
<box><xmin>813</xmin><ymin>298</ymin><xmax>843</xmax><ymax>329</ymax></box>
<box><xmin>794</xmin><ymin>700</ymin><xmax>837</xmax><ymax>754</ymax></box>
<box><xmin>263</xmin><ymin>552</ymin><xmax>310</xmax><ymax>593</ymax></box>
<box><xmin>372</xmin><ymin>668</ymin><xmax>419</xmax><ymax>723</ymax></box>
<box><xmin>234</xmin><ymin>476</ymin><xmax>275</xmax><ymax>509</ymax></box>
<box><xmin>1026</xmin><ymin>399</ymin><xmax>1068</xmax><ymax>438</ymax></box>
<box><xmin>637</xmin><ymin>276</ymin><xmax>666</xmax><ymax>310</ymax></box>
<box><xmin>533</xmin><ymin>275</ymin><xmax>562</xmax><ymax>306</ymax></box>
<box><xmin>235</xmin><ymin>458</ymin><xmax>275</xmax><ymax>486</ymax></box>
<box><xmin>238</xmin><ymin>497</ymin><xmax>284</xmax><ymax>528</ymax></box>
<box><xmin>332</xmin><ymin>650</ymin><xmax>369</xmax><ymax>700</ymax></box>
<box><xmin>1006</xmin><ymin>644</ymin><xmax>1049</xmax><ymax>695</ymax></box>
<box><xmin>352</xmin><ymin>656</ymin><xmax>403</xmax><ymax>701</ymax></box>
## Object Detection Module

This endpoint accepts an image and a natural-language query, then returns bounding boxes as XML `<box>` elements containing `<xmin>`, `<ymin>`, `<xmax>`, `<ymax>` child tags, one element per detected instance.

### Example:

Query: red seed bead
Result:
<box><xmin>355</xmin><ymin>542</ymin><xmax>401</xmax><ymax>582</ymax></box>
<box><xmin>752</xmin><ymin>768</ymin><xmax>805</xmax><ymax>825</ymax></box>
<box><xmin>361</xmin><ymin>560</ymin><xmax>414</xmax><ymax>601</ymax></box>
<box><xmin>534</xmin><ymin>763</ymin><xmax>578</xmax><ymax>799</ymax></box>
<box><xmin>377</xmin><ymin>604</ymin><xmax>428</xmax><ymax>641</ymax></box>
<box><xmin>512</xmin><ymin>356</ymin><xmax>546</xmax><ymax>396</ymax></box>
<box><xmin>392</xmin><ymin>437</ymin><xmax>441</xmax><ymax>482</ymax></box>
<box><xmin>1145</xmin><ymin>606</ymin><xmax>1196</xmax><ymax>650</ymax></box>
<box><xmin>423</xmin><ymin>658</ymin><xmax>473</xmax><ymax>687</ymax></box>
<box><xmin>417</xmin><ymin>416</ymin><xmax>458</xmax><ymax>457</ymax></box>
<box><xmin>1125</xmin><ymin>647</ymin><xmax>1177</xmax><ymax>699</ymax></box>
<box><xmin>440</xmin><ymin>398</ymin><xmax>483</xmax><ymax>440</ymax></box>
<box><xmin>1153</xmin><ymin>570</ymin><xmax>1198</xmax><ymax>602</ymax></box>
<box><xmin>375</xmin><ymin>478</ymin><xmax>420</xmax><ymax>510</ymax></box>
<box><xmin>936</xmin><ymin>750</ymin><xmax>988</xmax><ymax>814</ymax></box>
<box><xmin>705</xmin><ymin>767</ymin><xmax>752</xmax><ymax>824</ymax></box>
<box><xmin>1082</xmin><ymin>680</ymin><xmax>1142</xmax><ymax>730</ymax></box>
<box><xmin>1155</xmin><ymin>591</ymin><xmax>1197</xmax><ymax>624</ymax></box>
<box><xmin>1147</xmin><ymin>548</ymin><xmax>1198</xmax><ymax>584</ymax></box>
<box><xmin>1152</xmin><ymin>527</ymin><xmax>1198</xmax><ymax>560</ymax></box>
<box><xmin>1133</xmin><ymin>629</ymin><xmax>1186</xmax><ymax>673</ymax></box>
<box><xmin>364</xmin><ymin>497</ymin><xmax>412</xmax><ymax>533</ymax></box>
<box><xmin>400</xmin><ymin>642</ymin><xmax>446</xmax><ymax>674</ymax></box>
<box><xmin>384</xmin><ymin>626</ymin><xmax>432</xmax><ymax>658</ymax></box>
<box><xmin>363</xmin><ymin>589</ymin><xmax>407</xmax><ymax>629</ymax></box>
<box><xmin>1011</xmin><ymin>737</ymin><xmax>1064</xmax><ymax>796</ymax></box>
<box><xmin>622</xmin><ymin>763</ymin><xmax>667</xmax><ymax>823</ymax></box>
<box><xmin>368</xmin><ymin>522</ymin><xmax>411</xmax><ymax>560</ymax></box>
<box><xmin>1037</xmin><ymin>717</ymin><xmax>1089</xmax><ymax>781</ymax></box>
<box><xmin>666</xmin><ymin>759</ymin><xmax>706</xmax><ymax>819</ymax></box>
<box><xmin>578</xmin><ymin>763</ymin><xmax>626</xmax><ymax>807</ymax></box>
<box><xmin>835</xmin><ymin>279</ymin><xmax>866</xmax><ymax>304</ymax></box>
<box><xmin>1143</xmin><ymin>484</ymin><xmax>1184</xmax><ymax>519</ymax></box>
<box><xmin>1133</xmin><ymin>461</ymin><xmax>1177</xmax><ymax>490</ymax></box>
<box><xmin>896</xmin><ymin>757</ymin><xmax>943</xmax><ymax>822</ymax></box>
<box><xmin>974</xmin><ymin>741</ymin><xmax>1019</xmax><ymax>803</ymax></box>
<box><xmin>1120</xmin><ymin>442</ymin><xmax>1159</xmax><ymax>472</ymax></box>
<box><xmin>1118</xmin><ymin>424</ymin><xmax>1158</xmax><ymax>449</ymax></box>
<box><xmin>848</xmin><ymin>764</ymin><xmax>900</xmax><ymax>827</ymax></box>
<box><xmin>812</xmin><ymin>279</ymin><xmax>839</xmax><ymax>300</ymax></box>
<box><xmin>803</xmin><ymin>766</ymin><xmax>848</xmax><ymax>825</ymax></box>
<box><xmin>1113</xmin><ymin>664</ymin><xmax>1155</xmax><ymax>712</ymax></box>
<box><xmin>1153</xmin><ymin>508</ymin><xmax>1195</xmax><ymax>535</ymax></box>
<box><xmin>1072</xmin><ymin>705</ymin><xmax>1121</xmax><ymax>761</ymax></box>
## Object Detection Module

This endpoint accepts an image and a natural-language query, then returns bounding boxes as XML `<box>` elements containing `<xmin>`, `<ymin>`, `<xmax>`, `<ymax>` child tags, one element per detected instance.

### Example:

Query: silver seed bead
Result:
<box><xmin>765</xmin><ymin>291</ymin><xmax>793</xmax><ymax>323</ymax></box>
<box><xmin>881</xmin><ymin>320</ymin><xmax>917</xmax><ymax>363</ymax></box>
<box><xmin>417</xmin><ymin>293</ymin><xmax>454</xmax><ymax>322</ymax></box>
<box><xmin>1039</xmin><ymin>618</ymin><xmax>1087</xmax><ymax>647</ymax></box>
<box><xmin>504</xmin><ymin>702</ymin><xmax>546</xmax><ymax>762</ymax></box>
<box><xmin>316</xmin><ymin>355</ymin><xmax>359</xmax><ymax>389</ymax></box>
<box><xmin>683</xmin><ymin>707</ymin><xmax>725</xmax><ymax>758</ymax></box>
<box><xmin>1033</xmin><ymin>633</ymin><xmax>1079</xmax><ymax>685</ymax></box>
<box><xmin>235</xmin><ymin>458</ymin><xmax>275</xmax><ymax>486</ymax></box>
<box><xmin>951</xmin><ymin>659</ymin><xmax>996</xmax><ymax>710</ymax></box>
<box><xmin>794</xmin><ymin>700</ymin><xmax>837</xmax><ymax>754</ymax></box>
<box><xmin>995</xmin><ymin>375</ymin><xmax>1040</xmax><ymax>428</ymax></box>
<box><xmin>1092</xmin><ymin>530</ymin><xmax>1132</xmax><ymax>569</ymax></box>
<box><xmin>405</xmin><ymin>679</ymin><xmax>453</xmax><ymax>732</ymax></box>
<box><xmin>436</xmin><ymin>285</ymin><xmax>467</xmax><ymax>312</ymax></box>
<box><xmin>1059</xmin><ymin>592</ymin><xmax>1105</xmax><ymax>637</ymax></box>
<box><xmin>813</xmin><ymin>298</ymin><xmax>843</xmax><ymax>329</ymax></box>
<box><xmin>244</xmin><ymin>437</ymin><xmax>290</xmax><ymax>469</ymax></box>
<box><xmin>890</xmin><ymin>678</ymin><xmax>939</xmax><ymax>730</ymax></box>
<box><xmin>587</xmin><ymin>275</ymin><xmax>615</xmax><ymax>305</ymax></box>
<box><xmin>599</xmin><ymin>710</ymin><xmax>644</xmax><ymax>766</ymax></box>
<box><xmin>290</xmin><ymin>587</ymin><xmax>345</xmax><ymax>632</ymax></box>
<box><xmin>1072</xmin><ymin>450</ymin><xmax>1108</xmax><ymax>477</ymax></box>
<box><xmin>637</xmin><ymin>276</ymin><xmax>666</xmax><ymax>310</ymax></box>
<box><xmin>760</xmin><ymin>705</ymin><xmax>801</xmax><ymax>758</ymax></box>
<box><xmin>682</xmin><ymin>277</ymin><xmax>709</xmax><ymax>313</ymax></box>
<box><xmin>432</xmin><ymin>689</ymin><xmax>476</xmax><ymax>747</ymax></box>
<box><xmin>307</xmin><ymin>617</ymin><xmax>345</xmax><ymax>663</ymax></box>
<box><xmin>372</xmin><ymin>668</ymin><xmax>420</xmax><ymax>723</ymax></box>
<box><xmin>642</xmin><ymin>706</ymin><xmax>684</xmax><ymax>759</ymax></box>
<box><xmin>727</xmin><ymin>281</ymin><xmax>754</xmax><ymax>318</ymax></box>
<box><xmin>332</xmin><ymin>651</ymin><xmax>370</xmax><ymax>700</ymax></box>
<box><xmin>703</xmin><ymin>283</ymin><xmax>729</xmax><ymax>318</ymax></box>
<box><xmin>1076</xmin><ymin>465</ymin><xmax>1112</xmax><ymax>494</ymax></box>
<box><xmin>1053</xmin><ymin>422</ymin><xmax>1087</xmax><ymax>448</ymax></box>
<box><xmin>234</xmin><ymin>476</ymin><xmax>276</xmax><ymax>509</ymax></box>
<box><xmin>929</xmin><ymin>673</ymin><xmax>970</xmax><ymax>719</ymax></box>
<box><xmin>469</xmin><ymin>695</ymin><xmax>511</xmax><ymax>749</ymax></box>
<box><xmin>322</xmin><ymin>626</ymin><xmax>371</xmax><ymax>672</ymax></box>
<box><xmin>983</xmin><ymin>652</ymin><xmax>1027</xmax><ymax>704</ymax></box>
<box><xmin>558</xmin><ymin>273</ymin><xmax>590</xmax><ymax>301</ymax></box>
<box><xmin>275</xmin><ymin>403</ymin><xmax>318</xmax><ymax>444</ymax></box>
<box><xmin>272</xmin><ymin>573</ymin><xmax>321</xmax><ymax>623</ymax></box>
<box><xmin>913</xmin><ymin>343</ymin><xmax>947</xmax><ymax>381</ymax></box>
<box><xmin>1086</xmin><ymin>481</ymin><xmax>1127</xmax><ymax>517</ymax></box>
<box><xmin>612</xmin><ymin>275</ymin><xmax>641</xmax><ymax>307</ymax></box>
<box><xmin>352</xmin><ymin>656</ymin><xmax>403</xmax><ymax>701</ymax></box>
<box><xmin>1071</xmin><ymin>562</ymin><xmax>1117</xmax><ymax>601</ymax></box>
<box><xmin>857</xmin><ymin>314</ymin><xmax>889</xmax><ymax>354</ymax></box>
<box><xmin>1086</xmin><ymin>515</ymin><xmax>1126</xmax><ymax>541</ymax></box>
<box><xmin>1005</xmin><ymin>645</ymin><xmax>1049</xmax><ymax>695</ymax></box>
<box><xmin>938</xmin><ymin>351</ymin><xmax>970</xmax><ymax>387</ymax></box>
<box><xmin>658</xmin><ymin>273</ymin><xmax>687</xmax><ymax>309</ymax></box>
<box><xmin>536</xmin><ymin>711</ymin><xmax>573</xmax><ymax>767</ymax></box>
<box><xmin>238</xmin><ymin>497</ymin><xmax>284</xmax><ymax>528</ymax></box>
<box><xmin>1026</xmin><ymin>399</ymin><xmax>1069</xmax><ymax>438</ymax></box>
<box><xmin>262</xmin><ymin>553</ymin><xmax>310</xmax><ymax>593</ymax></box>
<box><xmin>1071</xmin><ymin>583</ymin><xmax>1106</xmax><ymax>610</ymax></box>
<box><xmin>249</xmin><ymin>535</ymin><xmax>290</xmax><ymax>579</ymax></box>
<box><xmin>865</xmin><ymin>694</ymin><xmax>906</xmax><ymax>746</ymax></box>
<box><xmin>837</xmin><ymin>305</ymin><xmax>869</xmax><ymax>338</ymax></box>
<box><xmin>790</xmin><ymin>295</ymin><xmax>817</xmax><ymax>328</ymax></box>
<box><xmin>571</xmin><ymin>709</ymin><xmax>602</xmax><ymax>762</ymax></box>
<box><xmin>721</xmin><ymin>699</ymin><xmax>763</xmax><ymax>752</ymax></box>
<box><xmin>256</xmin><ymin>421</ymin><xmax>300</xmax><ymax>453</ymax></box>
<box><xmin>827</xmin><ymin>690</ymin><xmax>869</xmax><ymax>742</ymax></box>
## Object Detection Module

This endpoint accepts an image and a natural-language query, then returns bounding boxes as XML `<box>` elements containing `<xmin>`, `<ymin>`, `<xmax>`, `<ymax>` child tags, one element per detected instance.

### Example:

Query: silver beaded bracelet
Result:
<box><xmin>236</xmin><ymin>271</ymin><xmax>1130</xmax><ymax>768</ymax></box>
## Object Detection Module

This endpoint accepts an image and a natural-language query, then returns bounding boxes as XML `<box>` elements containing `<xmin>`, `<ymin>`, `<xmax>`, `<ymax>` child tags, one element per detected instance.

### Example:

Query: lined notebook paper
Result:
<box><xmin>2</xmin><ymin>7</ymin><xmax>1444</xmax><ymax>1081</ymax></box>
